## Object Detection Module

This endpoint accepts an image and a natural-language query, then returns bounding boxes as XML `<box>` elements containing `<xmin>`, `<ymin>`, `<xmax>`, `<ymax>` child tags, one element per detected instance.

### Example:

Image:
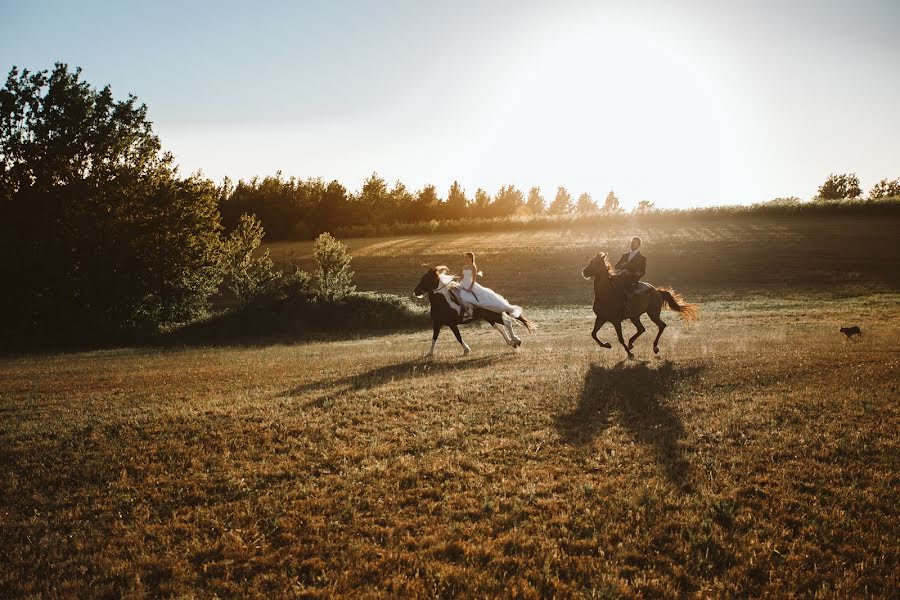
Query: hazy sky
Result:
<box><xmin>2</xmin><ymin>0</ymin><xmax>899</xmax><ymax>208</ymax></box>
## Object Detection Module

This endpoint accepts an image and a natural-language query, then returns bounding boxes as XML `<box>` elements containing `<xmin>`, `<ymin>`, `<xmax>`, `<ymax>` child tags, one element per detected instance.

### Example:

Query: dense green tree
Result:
<box><xmin>0</xmin><ymin>63</ymin><xmax>224</xmax><ymax>333</ymax></box>
<box><xmin>313</xmin><ymin>232</ymin><xmax>355</xmax><ymax>301</ymax></box>
<box><xmin>525</xmin><ymin>186</ymin><xmax>545</xmax><ymax>215</ymax></box>
<box><xmin>358</xmin><ymin>172</ymin><xmax>395</xmax><ymax>223</ymax></box>
<box><xmin>575</xmin><ymin>192</ymin><xmax>598</xmax><ymax>214</ymax></box>
<box><xmin>816</xmin><ymin>173</ymin><xmax>861</xmax><ymax>200</ymax></box>
<box><xmin>491</xmin><ymin>185</ymin><xmax>524</xmax><ymax>217</ymax></box>
<box><xmin>547</xmin><ymin>186</ymin><xmax>573</xmax><ymax>215</ymax></box>
<box><xmin>412</xmin><ymin>184</ymin><xmax>441</xmax><ymax>222</ymax></box>
<box><xmin>389</xmin><ymin>180</ymin><xmax>415</xmax><ymax>223</ymax></box>
<box><xmin>868</xmin><ymin>178</ymin><xmax>900</xmax><ymax>200</ymax></box>
<box><xmin>445</xmin><ymin>180</ymin><xmax>468</xmax><ymax>219</ymax></box>
<box><xmin>602</xmin><ymin>190</ymin><xmax>622</xmax><ymax>213</ymax></box>
<box><xmin>222</xmin><ymin>214</ymin><xmax>281</xmax><ymax>306</ymax></box>
<box><xmin>472</xmin><ymin>188</ymin><xmax>492</xmax><ymax>218</ymax></box>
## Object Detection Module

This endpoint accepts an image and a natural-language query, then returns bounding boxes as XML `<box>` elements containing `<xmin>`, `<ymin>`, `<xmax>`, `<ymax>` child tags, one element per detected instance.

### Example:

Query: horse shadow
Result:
<box><xmin>278</xmin><ymin>354</ymin><xmax>513</xmax><ymax>408</ymax></box>
<box><xmin>555</xmin><ymin>360</ymin><xmax>704</xmax><ymax>487</ymax></box>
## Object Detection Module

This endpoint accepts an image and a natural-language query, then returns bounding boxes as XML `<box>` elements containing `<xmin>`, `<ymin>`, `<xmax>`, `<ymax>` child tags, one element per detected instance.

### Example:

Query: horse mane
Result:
<box><xmin>598</xmin><ymin>252</ymin><xmax>613</xmax><ymax>276</ymax></box>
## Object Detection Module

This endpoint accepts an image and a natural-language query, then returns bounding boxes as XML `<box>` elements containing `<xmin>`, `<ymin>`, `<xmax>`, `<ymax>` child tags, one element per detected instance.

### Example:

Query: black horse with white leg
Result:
<box><xmin>414</xmin><ymin>267</ymin><xmax>534</xmax><ymax>357</ymax></box>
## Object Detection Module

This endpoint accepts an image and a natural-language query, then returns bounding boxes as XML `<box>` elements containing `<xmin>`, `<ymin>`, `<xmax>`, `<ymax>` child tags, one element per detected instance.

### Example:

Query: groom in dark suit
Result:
<box><xmin>613</xmin><ymin>237</ymin><xmax>647</xmax><ymax>305</ymax></box>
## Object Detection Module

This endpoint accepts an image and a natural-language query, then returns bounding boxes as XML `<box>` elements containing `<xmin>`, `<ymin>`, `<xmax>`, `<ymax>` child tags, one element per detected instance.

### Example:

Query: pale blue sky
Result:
<box><xmin>2</xmin><ymin>0</ymin><xmax>899</xmax><ymax>208</ymax></box>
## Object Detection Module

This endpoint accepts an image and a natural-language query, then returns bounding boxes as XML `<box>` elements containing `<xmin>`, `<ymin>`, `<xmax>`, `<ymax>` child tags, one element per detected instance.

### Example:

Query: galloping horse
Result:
<box><xmin>414</xmin><ymin>267</ymin><xmax>534</xmax><ymax>357</ymax></box>
<box><xmin>581</xmin><ymin>252</ymin><xmax>697</xmax><ymax>359</ymax></box>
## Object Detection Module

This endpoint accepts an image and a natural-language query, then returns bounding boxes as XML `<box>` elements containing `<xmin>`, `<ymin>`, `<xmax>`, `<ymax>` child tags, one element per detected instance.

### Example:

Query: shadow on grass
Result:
<box><xmin>279</xmin><ymin>353</ymin><xmax>514</xmax><ymax>408</ymax></box>
<box><xmin>555</xmin><ymin>360</ymin><xmax>704</xmax><ymax>486</ymax></box>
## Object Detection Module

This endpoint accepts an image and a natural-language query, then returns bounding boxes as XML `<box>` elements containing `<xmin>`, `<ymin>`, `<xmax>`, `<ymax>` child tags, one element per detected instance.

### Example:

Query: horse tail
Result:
<box><xmin>658</xmin><ymin>288</ymin><xmax>699</xmax><ymax>322</ymax></box>
<box><xmin>515</xmin><ymin>314</ymin><xmax>535</xmax><ymax>333</ymax></box>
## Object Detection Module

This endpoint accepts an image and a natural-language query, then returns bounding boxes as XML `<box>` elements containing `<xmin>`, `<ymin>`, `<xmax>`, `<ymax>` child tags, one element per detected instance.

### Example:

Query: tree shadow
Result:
<box><xmin>278</xmin><ymin>353</ymin><xmax>514</xmax><ymax>408</ymax></box>
<box><xmin>555</xmin><ymin>360</ymin><xmax>704</xmax><ymax>487</ymax></box>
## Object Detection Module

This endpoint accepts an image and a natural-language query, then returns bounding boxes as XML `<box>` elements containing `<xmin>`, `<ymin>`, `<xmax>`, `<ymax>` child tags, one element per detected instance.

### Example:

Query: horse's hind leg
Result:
<box><xmin>612</xmin><ymin>320</ymin><xmax>633</xmax><ymax>359</ymax></box>
<box><xmin>591</xmin><ymin>316</ymin><xmax>612</xmax><ymax>349</ymax></box>
<box><xmin>627</xmin><ymin>315</ymin><xmax>646</xmax><ymax>350</ymax></box>
<box><xmin>492</xmin><ymin>322</ymin><xmax>515</xmax><ymax>347</ymax></box>
<box><xmin>648</xmin><ymin>301</ymin><xmax>666</xmax><ymax>355</ymax></box>
<box><xmin>449</xmin><ymin>324</ymin><xmax>471</xmax><ymax>355</ymax></box>
<box><xmin>503</xmin><ymin>314</ymin><xmax>522</xmax><ymax>348</ymax></box>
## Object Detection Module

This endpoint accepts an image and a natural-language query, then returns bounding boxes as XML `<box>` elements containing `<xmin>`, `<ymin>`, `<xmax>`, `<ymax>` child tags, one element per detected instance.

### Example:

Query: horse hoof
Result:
<box><xmin>463</xmin><ymin>348</ymin><xmax>470</xmax><ymax>356</ymax></box>
<box><xmin>653</xmin><ymin>346</ymin><xmax>659</xmax><ymax>354</ymax></box>
<box><xmin>627</xmin><ymin>343</ymin><xmax>634</xmax><ymax>350</ymax></box>
<box><xmin>627</xmin><ymin>352</ymin><xmax>634</xmax><ymax>360</ymax></box>
<box><xmin>603</xmin><ymin>343</ymin><xmax>612</xmax><ymax>349</ymax></box>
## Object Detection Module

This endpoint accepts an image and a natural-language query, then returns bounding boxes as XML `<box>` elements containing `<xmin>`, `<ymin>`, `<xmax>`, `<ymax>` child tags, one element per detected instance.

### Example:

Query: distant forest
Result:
<box><xmin>218</xmin><ymin>172</ymin><xmax>900</xmax><ymax>241</ymax></box>
<box><xmin>217</xmin><ymin>173</ymin><xmax>608</xmax><ymax>240</ymax></box>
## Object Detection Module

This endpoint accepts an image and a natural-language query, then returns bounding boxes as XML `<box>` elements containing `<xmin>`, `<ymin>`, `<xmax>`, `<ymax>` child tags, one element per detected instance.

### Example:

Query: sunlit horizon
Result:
<box><xmin>3</xmin><ymin>0</ymin><xmax>899</xmax><ymax>209</ymax></box>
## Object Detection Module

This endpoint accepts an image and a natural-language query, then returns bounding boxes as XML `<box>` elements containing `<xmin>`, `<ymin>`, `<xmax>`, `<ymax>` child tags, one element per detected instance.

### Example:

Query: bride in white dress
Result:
<box><xmin>455</xmin><ymin>252</ymin><xmax>522</xmax><ymax>319</ymax></box>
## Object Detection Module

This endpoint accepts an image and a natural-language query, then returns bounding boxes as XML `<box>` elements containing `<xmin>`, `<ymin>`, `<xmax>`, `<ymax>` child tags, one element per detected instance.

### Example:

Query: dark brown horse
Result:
<box><xmin>581</xmin><ymin>252</ymin><xmax>698</xmax><ymax>359</ymax></box>
<box><xmin>414</xmin><ymin>267</ymin><xmax>534</xmax><ymax>357</ymax></box>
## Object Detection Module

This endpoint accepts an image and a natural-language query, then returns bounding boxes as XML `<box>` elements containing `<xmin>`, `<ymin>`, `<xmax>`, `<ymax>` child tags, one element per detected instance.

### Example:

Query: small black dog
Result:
<box><xmin>840</xmin><ymin>326</ymin><xmax>862</xmax><ymax>340</ymax></box>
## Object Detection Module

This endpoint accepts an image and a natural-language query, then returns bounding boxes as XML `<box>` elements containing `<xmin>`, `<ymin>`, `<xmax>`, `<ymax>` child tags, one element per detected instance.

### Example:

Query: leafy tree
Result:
<box><xmin>358</xmin><ymin>172</ymin><xmax>395</xmax><ymax>223</ymax></box>
<box><xmin>389</xmin><ymin>180</ymin><xmax>415</xmax><ymax>223</ymax></box>
<box><xmin>603</xmin><ymin>190</ymin><xmax>622</xmax><ymax>213</ymax></box>
<box><xmin>575</xmin><ymin>192</ymin><xmax>598</xmax><ymax>214</ymax></box>
<box><xmin>313</xmin><ymin>232</ymin><xmax>355</xmax><ymax>301</ymax></box>
<box><xmin>868</xmin><ymin>178</ymin><xmax>900</xmax><ymax>200</ymax></box>
<box><xmin>816</xmin><ymin>173</ymin><xmax>861</xmax><ymax>200</ymax></box>
<box><xmin>412</xmin><ymin>184</ymin><xmax>440</xmax><ymax>222</ymax></box>
<box><xmin>0</xmin><ymin>63</ymin><xmax>224</xmax><ymax>333</ymax></box>
<box><xmin>445</xmin><ymin>180</ymin><xmax>468</xmax><ymax>220</ymax></box>
<box><xmin>472</xmin><ymin>188</ymin><xmax>492</xmax><ymax>217</ymax></box>
<box><xmin>222</xmin><ymin>214</ymin><xmax>281</xmax><ymax>306</ymax></box>
<box><xmin>491</xmin><ymin>184</ymin><xmax>524</xmax><ymax>217</ymax></box>
<box><xmin>547</xmin><ymin>186</ymin><xmax>573</xmax><ymax>215</ymax></box>
<box><xmin>634</xmin><ymin>200</ymin><xmax>657</xmax><ymax>214</ymax></box>
<box><xmin>525</xmin><ymin>186</ymin><xmax>545</xmax><ymax>215</ymax></box>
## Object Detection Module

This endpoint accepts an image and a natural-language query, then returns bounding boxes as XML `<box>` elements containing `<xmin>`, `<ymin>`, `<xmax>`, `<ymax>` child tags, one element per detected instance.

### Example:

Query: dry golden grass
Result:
<box><xmin>265</xmin><ymin>214</ymin><xmax>900</xmax><ymax>305</ymax></box>
<box><xmin>2</xmin><ymin>293</ymin><xmax>898</xmax><ymax>597</ymax></box>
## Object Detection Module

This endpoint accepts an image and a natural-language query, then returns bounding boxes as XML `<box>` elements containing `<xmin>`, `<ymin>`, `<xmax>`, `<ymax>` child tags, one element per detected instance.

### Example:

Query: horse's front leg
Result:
<box><xmin>591</xmin><ymin>316</ymin><xmax>612</xmax><ymax>349</ymax></box>
<box><xmin>449</xmin><ymin>324</ymin><xmax>471</xmax><ymax>355</ymax></box>
<box><xmin>612</xmin><ymin>320</ymin><xmax>634</xmax><ymax>359</ymax></box>
<box><xmin>627</xmin><ymin>315</ymin><xmax>646</xmax><ymax>350</ymax></box>
<box><xmin>425</xmin><ymin>323</ymin><xmax>441</xmax><ymax>357</ymax></box>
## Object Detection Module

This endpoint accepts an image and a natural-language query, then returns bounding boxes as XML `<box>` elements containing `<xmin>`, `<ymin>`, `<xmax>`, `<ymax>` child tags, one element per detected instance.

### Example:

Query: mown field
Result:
<box><xmin>2</xmin><ymin>214</ymin><xmax>899</xmax><ymax>597</ymax></box>
<box><xmin>266</xmin><ymin>214</ymin><xmax>900</xmax><ymax>304</ymax></box>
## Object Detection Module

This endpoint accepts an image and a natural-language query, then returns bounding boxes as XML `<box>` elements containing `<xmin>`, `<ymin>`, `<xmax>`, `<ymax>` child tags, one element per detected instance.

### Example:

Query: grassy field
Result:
<box><xmin>266</xmin><ymin>214</ymin><xmax>900</xmax><ymax>305</ymax></box>
<box><xmin>2</xmin><ymin>215</ymin><xmax>899</xmax><ymax>597</ymax></box>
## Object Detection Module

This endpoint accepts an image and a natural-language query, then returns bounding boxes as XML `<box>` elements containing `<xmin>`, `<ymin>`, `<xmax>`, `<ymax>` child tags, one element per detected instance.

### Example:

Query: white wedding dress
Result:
<box><xmin>455</xmin><ymin>267</ymin><xmax>522</xmax><ymax>318</ymax></box>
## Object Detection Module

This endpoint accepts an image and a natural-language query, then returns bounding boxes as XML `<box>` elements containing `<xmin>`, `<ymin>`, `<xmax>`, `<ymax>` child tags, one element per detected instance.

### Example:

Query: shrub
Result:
<box><xmin>313</xmin><ymin>232</ymin><xmax>355</xmax><ymax>301</ymax></box>
<box><xmin>223</xmin><ymin>214</ymin><xmax>281</xmax><ymax>306</ymax></box>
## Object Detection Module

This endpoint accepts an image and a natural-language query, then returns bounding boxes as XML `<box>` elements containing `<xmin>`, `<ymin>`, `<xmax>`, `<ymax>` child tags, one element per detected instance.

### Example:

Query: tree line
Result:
<box><xmin>219</xmin><ymin>171</ymin><xmax>898</xmax><ymax>241</ymax></box>
<box><xmin>218</xmin><ymin>174</ymin><xmax>625</xmax><ymax>240</ymax></box>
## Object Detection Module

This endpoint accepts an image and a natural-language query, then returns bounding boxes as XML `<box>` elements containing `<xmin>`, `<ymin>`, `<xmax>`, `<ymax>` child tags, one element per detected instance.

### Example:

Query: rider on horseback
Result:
<box><xmin>612</xmin><ymin>237</ymin><xmax>647</xmax><ymax>313</ymax></box>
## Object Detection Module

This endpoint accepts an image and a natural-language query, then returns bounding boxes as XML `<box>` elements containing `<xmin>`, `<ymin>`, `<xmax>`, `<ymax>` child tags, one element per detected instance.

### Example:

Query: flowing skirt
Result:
<box><xmin>458</xmin><ymin>283</ymin><xmax>522</xmax><ymax>318</ymax></box>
